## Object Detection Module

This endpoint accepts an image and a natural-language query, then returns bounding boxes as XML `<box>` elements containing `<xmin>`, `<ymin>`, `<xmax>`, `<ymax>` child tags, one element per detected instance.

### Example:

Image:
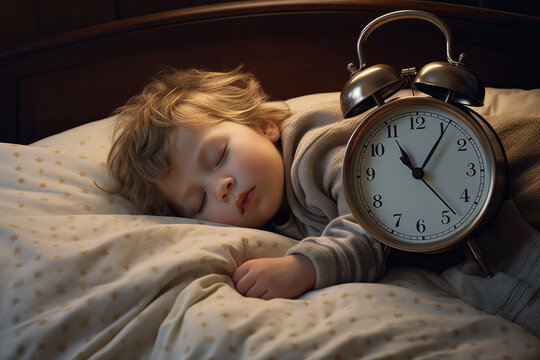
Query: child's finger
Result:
<box><xmin>244</xmin><ymin>280</ymin><xmax>267</xmax><ymax>298</ymax></box>
<box><xmin>261</xmin><ymin>289</ymin><xmax>276</xmax><ymax>300</ymax></box>
<box><xmin>231</xmin><ymin>262</ymin><xmax>250</xmax><ymax>284</ymax></box>
<box><xmin>233</xmin><ymin>268</ymin><xmax>256</xmax><ymax>295</ymax></box>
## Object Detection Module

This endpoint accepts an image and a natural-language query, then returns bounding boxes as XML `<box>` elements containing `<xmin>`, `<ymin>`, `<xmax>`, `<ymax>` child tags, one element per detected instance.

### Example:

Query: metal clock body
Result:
<box><xmin>339</xmin><ymin>10</ymin><xmax>508</xmax><ymax>274</ymax></box>
<box><xmin>342</xmin><ymin>97</ymin><xmax>506</xmax><ymax>255</ymax></box>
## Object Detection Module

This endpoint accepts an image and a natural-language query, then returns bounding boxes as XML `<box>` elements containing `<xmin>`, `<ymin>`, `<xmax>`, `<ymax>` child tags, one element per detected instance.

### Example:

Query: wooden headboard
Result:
<box><xmin>1</xmin><ymin>0</ymin><xmax>538</xmax><ymax>144</ymax></box>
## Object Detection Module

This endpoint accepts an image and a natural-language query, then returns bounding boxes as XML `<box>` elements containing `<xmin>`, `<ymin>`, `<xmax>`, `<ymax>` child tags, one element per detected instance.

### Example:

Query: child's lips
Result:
<box><xmin>236</xmin><ymin>187</ymin><xmax>255</xmax><ymax>214</ymax></box>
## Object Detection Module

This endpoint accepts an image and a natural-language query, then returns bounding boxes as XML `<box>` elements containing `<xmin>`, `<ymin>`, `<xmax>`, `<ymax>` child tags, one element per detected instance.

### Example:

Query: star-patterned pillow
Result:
<box><xmin>0</xmin><ymin>117</ymin><xmax>135</xmax><ymax>216</ymax></box>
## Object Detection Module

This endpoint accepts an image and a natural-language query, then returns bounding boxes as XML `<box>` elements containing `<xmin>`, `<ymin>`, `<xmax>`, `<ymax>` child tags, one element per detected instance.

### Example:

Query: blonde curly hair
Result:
<box><xmin>104</xmin><ymin>67</ymin><xmax>291</xmax><ymax>216</ymax></box>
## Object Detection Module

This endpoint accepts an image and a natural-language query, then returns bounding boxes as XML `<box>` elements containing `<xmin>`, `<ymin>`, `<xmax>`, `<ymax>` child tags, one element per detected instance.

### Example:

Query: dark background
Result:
<box><xmin>1</xmin><ymin>0</ymin><xmax>539</xmax><ymax>52</ymax></box>
<box><xmin>1</xmin><ymin>0</ymin><xmax>538</xmax><ymax>144</ymax></box>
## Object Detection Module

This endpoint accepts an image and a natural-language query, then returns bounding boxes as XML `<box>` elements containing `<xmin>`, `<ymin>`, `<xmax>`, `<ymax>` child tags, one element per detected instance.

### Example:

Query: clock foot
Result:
<box><xmin>466</xmin><ymin>238</ymin><xmax>492</xmax><ymax>277</ymax></box>
<box><xmin>383</xmin><ymin>245</ymin><xmax>392</xmax><ymax>259</ymax></box>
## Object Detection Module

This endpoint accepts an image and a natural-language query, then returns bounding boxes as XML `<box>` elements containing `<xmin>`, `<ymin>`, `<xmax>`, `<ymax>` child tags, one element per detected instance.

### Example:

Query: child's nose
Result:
<box><xmin>216</xmin><ymin>177</ymin><xmax>235</xmax><ymax>202</ymax></box>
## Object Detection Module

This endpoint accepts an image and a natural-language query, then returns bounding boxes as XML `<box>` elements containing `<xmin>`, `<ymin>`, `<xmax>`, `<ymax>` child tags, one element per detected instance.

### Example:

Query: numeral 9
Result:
<box><xmin>366</xmin><ymin>167</ymin><xmax>375</xmax><ymax>181</ymax></box>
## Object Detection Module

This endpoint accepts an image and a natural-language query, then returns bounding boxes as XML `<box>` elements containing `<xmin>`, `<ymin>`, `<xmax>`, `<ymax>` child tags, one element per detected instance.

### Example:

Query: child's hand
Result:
<box><xmin>232</xmin><ymin>254</ymin><xmax>316</xmax><ymax>300</ymax></box>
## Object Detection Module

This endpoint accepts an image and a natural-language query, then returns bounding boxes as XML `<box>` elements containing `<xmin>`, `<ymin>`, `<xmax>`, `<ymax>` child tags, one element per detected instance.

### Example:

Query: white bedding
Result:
<box><xmin>1</xmin><ymin>89</ymin><xmax>539</xmax><ymax>359</ymax></box>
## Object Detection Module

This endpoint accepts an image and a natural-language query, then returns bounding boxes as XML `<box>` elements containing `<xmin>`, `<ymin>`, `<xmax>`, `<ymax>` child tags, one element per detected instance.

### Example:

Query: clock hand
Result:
<box><xmin>421</xmin><ymin>122</ymin><xmax>450</xmax><ymax>170</ymax></box>
<box><xmin>420</xmin><ymin>178</ymin><xmax>456</xmax><ymax>214</ymax></box>
<box><xmin>396</xmin><ymin>138</ymin><xmax>456</xmax><ymax>214</ymax></box>
<box><xmin>395</xmin><ymin>140</ymin><xmax>414</xmax><ymax>171</ymax></box>
<box><xmin>396</xmin><ymin>140</ymin><xmax>426</xmax><ymax>179</ymax></box>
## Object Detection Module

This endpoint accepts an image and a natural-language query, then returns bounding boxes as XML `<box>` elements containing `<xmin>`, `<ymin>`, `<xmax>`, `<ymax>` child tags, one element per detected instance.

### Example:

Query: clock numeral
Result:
<box><xmin>440</xmin><ymin>122</ymin><xmax>447</xmax><ymax>133</ymax></box>
<box><xmin>466</xmin><ymin>162</ymin><xmax>476</xmax><ymax>177</ymax></box>
<box><xmin>393</xmin><ymin>213</ymin><xmax>402</xmax><ymax>227</ymax></box>
<box><xmin>441</xmin><ymin>210</ymin><xmax>451</xmax><ymax>224</ymax></box>
<box><xmin>416</xmin><ymin>219</ymin><xmax>426</xmax><ymax>233</ymax></box>
<box><xmin>366</xmin><ymin>167</ymin><xmax>376</xmax><ymax>181</ymax></box>
<box><xmin>409</xmin><ymin>116</ymin><xmax>425</xmax><ymax>130</ymax></box>
<box><xmin>386</xmin><ymin>124</ymin><xmax>398</xmax><ymax>138</ymax></box>
<box><xmin>372</xmin><ymin>194</ymin><xmax>383</xmax><ymax>208</ymax></box>
<box><xmin>370</xmin><ymin>143</ymin><xmax>385</xmax><ymax>157</ymax></box>
<box><xmin>460</xmin><ymin>189</ymin><xmax>470</xmax><ymax>202</ymax></box>
<box><xmin>457</xmin><ymin>138</ymin><xmax>467</xmax><ymax>151</ymax></box>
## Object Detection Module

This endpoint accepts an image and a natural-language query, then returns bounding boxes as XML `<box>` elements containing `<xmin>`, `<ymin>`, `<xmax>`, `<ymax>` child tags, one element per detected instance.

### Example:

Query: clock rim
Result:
<box><xmin>342</xmin><ymin>96</ymin><xmax>507</xmax><ymax>253</ymax></box>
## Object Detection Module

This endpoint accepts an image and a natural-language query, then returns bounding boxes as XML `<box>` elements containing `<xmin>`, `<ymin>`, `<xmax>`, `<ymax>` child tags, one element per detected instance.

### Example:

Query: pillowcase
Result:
<box><xmin>1</xmin><ymin>88</ymin><xmax>538</xmax><ymax>229</ymax></box>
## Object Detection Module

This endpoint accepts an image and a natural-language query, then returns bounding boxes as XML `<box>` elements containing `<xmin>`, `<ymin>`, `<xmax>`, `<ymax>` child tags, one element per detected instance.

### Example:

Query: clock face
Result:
<box><xmin>343</xmin><ymin>97</ymin><xmax>497</xmax><ymax>252</ymax></box>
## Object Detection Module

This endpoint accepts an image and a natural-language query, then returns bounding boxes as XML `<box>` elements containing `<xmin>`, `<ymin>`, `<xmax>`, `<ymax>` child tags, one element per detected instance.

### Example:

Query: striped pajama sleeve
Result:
<box><xmin>286</xmin><ymin>214</ymin><xmax>386</xmax><ymax>290</ymax></box>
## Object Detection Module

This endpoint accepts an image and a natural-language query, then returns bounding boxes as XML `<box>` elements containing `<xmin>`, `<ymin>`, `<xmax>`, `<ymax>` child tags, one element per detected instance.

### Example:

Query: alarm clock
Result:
<box><xmin>340</xmin><ymin>10</ymin><xmax>507</xmax><ymax>276</ymax></box>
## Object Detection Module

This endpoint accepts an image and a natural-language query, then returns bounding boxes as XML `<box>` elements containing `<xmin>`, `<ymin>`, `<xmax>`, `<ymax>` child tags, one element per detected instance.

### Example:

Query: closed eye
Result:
<box><xmin>214</xmin><ymin>143</ymin><xmax>228</xmax><ymax>168</ymax></box>
<box><xmin>196</xmin><ymin>192</ymin><xmax>207</xmax><ymax>214</ymax></box>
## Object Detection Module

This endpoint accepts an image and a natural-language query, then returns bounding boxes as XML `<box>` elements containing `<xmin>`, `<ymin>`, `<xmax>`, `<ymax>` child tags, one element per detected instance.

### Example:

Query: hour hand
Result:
<box><xmin>395</xmin><ymin>140</ymin><xmax>414</xmax><ymax>171</ymax></box>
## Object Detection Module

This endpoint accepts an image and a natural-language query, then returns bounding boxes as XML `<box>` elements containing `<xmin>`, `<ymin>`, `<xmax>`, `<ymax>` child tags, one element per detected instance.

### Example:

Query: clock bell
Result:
<box><xmin>339</xmin><ymin>10</ymin><xmax>508</xmax><ymax>277</ymax></box>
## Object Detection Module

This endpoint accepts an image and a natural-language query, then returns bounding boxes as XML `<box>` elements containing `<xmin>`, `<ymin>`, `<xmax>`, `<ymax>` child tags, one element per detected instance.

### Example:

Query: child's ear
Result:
<box><xmin>260</xmin><ymin>121</ymin><xmax>280</xmax><ymax>143</ymax></box>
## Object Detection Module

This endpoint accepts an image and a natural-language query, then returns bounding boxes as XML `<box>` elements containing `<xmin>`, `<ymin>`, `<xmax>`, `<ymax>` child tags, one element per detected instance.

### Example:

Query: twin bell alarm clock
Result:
<box><xmin>340</xmin><ymin>10</ymin><xmax>507</xmax><ymax>276</ymax></box>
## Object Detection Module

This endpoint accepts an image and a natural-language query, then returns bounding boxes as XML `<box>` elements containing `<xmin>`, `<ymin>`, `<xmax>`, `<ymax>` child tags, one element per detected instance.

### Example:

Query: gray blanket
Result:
<box><xmin>443</xmin><ymin>200</ymin><xmax>540</xmax><ymax>337</ymax></box>
<box><xmin>442</xmin><ymin>112</ymin><xmax>540</xmax><ymax>338</ymax></box>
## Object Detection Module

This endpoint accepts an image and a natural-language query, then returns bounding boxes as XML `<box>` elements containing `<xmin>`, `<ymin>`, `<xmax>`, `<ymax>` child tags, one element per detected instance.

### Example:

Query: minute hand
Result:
<box><xmin>421</xmin><ymin>123</ymin><xmax>450</xmax><ymax>170</ymax></box>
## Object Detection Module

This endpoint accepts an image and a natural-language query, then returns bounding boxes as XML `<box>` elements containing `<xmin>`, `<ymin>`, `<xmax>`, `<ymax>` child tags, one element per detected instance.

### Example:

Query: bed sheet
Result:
<box><xmin>1</xmin><ymin>89</ymin><xmax>540</xmax><ymax>359</ymax></box>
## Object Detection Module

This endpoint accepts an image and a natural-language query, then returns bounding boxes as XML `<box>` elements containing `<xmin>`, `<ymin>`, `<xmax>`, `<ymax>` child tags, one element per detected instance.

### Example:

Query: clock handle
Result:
<box><xmin>466</xmin><ymin>238</ymin><xmax>492</xmax><ymax>277</ymax></box>
<box><xmin>355</xmin><ymin>10</ymin><xmax>460</xmax><ymax>71</ymax></box>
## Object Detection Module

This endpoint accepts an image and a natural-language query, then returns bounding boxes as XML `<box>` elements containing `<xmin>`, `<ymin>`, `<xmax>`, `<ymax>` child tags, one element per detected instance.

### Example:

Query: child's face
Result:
<box><xmin>157</xmin><ymin>120</ymin><xmax>284</xmax><ymax>228</ymax></box>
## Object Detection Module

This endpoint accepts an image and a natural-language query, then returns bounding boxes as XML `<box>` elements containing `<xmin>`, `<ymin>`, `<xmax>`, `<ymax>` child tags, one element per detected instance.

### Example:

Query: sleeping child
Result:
<box><xmin>104</xmin><ymin>67</ymin><xmax>385</xmax><ymax>299</ymax></box>
<box><xmin>104</xmin><ymin>67</ymin><xmax>539</xmax><ymax>336</ymax></box>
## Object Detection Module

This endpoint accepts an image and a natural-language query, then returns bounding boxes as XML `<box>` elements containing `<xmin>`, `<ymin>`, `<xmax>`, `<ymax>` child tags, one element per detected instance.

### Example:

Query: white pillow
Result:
<box><xmin>1</xmin><ymin>89</ymin><xmax>538</xmax><ymax>226</ymax></box>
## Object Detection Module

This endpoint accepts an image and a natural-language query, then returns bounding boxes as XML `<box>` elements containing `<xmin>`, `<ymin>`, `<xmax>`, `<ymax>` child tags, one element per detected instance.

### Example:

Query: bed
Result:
<box><xmin>1</xmin><ymin>1</ymin><xmax>539</xmax><ymax>359</ymax></box>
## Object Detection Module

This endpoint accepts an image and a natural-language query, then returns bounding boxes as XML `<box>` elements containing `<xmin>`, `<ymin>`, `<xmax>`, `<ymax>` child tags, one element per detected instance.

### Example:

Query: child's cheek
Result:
<box><xmin>235</xmin><ymin>153</ymin><xmax>260</xmax><ymax>172</ymax></box>
<box><xmin>259</xmin><ymin>196</ymin><xmax>281</xmax><ymax>220</ymax></box>
<box><xmin>205</xmin><ymin>206</ymin><xmax>233</xmax><ymax>225</ymax></box>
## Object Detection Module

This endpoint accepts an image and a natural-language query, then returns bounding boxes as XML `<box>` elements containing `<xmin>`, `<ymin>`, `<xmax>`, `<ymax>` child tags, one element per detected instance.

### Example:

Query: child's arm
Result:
<box><xmin>287</xmin><ymin>214</ymin><xmax>386</xmax><ymax>290</ymax></box>
<box><xmin>232</xmin><ymin>254</ymin><xmax>315</xmax><ymax>299</ymax></box>
<box><xmin>232</xmin><ymin>216</ymin><xmax>385</xmax><ymax>300</ymax></box>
